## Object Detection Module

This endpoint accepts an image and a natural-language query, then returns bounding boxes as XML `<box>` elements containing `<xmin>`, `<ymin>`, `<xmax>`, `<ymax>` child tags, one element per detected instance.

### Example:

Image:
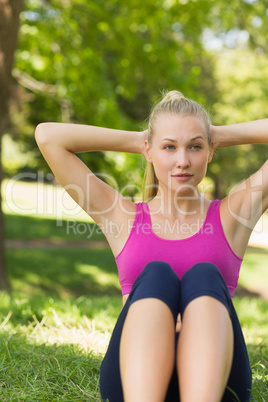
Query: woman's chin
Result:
<box><xmin>172</xmin><ymin>183</ymin><xmax>199</xmax><ymax>198</ymax></box>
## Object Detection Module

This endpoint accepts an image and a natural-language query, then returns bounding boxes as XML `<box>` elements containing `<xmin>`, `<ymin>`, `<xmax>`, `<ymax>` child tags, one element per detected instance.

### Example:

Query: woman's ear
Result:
<box><xmin>208</xmin><ymin>143</ymin><xmax>214</xmax><ymax>163</ymax></box>
<box><xmin>144</xmin><ymin>140</ymin><xmax>152</xmax><ymax>163</ymax></box>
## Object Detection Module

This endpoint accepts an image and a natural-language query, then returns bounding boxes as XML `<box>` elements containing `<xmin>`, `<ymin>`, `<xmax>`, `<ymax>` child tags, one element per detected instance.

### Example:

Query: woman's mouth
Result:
<box><xmin>171</xmin><ymin>173</ymin><xmax>193</xmax><ymax>181</ymax></box>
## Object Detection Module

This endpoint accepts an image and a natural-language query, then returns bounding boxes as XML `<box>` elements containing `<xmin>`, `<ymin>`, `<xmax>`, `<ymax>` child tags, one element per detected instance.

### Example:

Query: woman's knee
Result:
<box><xmin>182</xmin><ymin>262</ymin><xmax>227</xmax><ymax>289</ymax></box>
<box><xmin>129</xmin><ymin>261</ymin><xmax>181</xmax><ymax>322</ymax></box>
<box><xmin>132</xmin><ymin>261</ymin><xmax>179</xmax><ymax>292</ymax></box>
<box><xmin>181</xmin><ymin>262</ymin><xmax>231</xmax><ymax>315</ymax></box>
<box><xmin>142</xmin><ymin>260</ymin><xmax>179</xmax><ymax>281</ymax></box>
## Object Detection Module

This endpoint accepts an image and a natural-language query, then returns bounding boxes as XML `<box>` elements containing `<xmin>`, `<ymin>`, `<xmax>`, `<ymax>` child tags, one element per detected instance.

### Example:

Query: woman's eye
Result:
<box><xmin>191</xmin><ymin>145</ymin><xmax>202</xmax><ymax>150</ymax></box>
<box><xmin>164</xmin><ymin>145</ymin><xmax>175</xmax><ymax>150</ymax></box>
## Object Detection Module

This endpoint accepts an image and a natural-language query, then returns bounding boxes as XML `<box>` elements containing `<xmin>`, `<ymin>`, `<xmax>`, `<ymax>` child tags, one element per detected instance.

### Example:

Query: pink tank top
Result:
<box><xmin>115</xmin><ymin>200</ymin><xmax>243</xmax><ymax>297</ymax></box>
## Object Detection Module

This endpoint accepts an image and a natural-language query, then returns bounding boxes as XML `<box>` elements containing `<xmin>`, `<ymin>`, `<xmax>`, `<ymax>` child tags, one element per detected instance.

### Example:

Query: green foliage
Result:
<box><xmin>207</xmin><ymin>49</ymin><xmax>268</xmax><ymax>197</ymax></box>
<box><xmin>4</xmin><ymin>0</ymin><xmax>268</xmax><ymax>194</ymax></box>
<box><xmin>8</xmin><ymin>0</ymin><xmax>218</xmax><ymax>192</ymax></box>
<box><xmin>2</xmin><ymin>134</ymin><xmax>38</xmax><ymax>176</ymax></box>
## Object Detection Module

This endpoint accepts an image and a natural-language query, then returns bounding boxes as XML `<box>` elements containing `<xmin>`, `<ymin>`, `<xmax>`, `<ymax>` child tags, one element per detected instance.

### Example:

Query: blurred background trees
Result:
<box><xmin>1</xmin><ymin>0</ymin><xmax>268</xmax><ymax>286</ymax></box>
<box><xmin>3</xmin><ymin>0</ymin><xmax>268</xmax><ymax>194</ymax></box>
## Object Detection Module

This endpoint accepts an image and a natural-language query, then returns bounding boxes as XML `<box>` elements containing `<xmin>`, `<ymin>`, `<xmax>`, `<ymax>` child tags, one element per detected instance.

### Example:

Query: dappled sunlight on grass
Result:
<box><xmin>0</xmin><ymin>292</ymin><xmax>120</xmax><ymax>402</ymax></box>
<box><xmin>1</xmin><ymin>311</ymin><xmax>110</xmax><ymax>355</ymax></box>
<box><xmin>0</xmin><ymin>329</ymin><xmax>102</xmax><ymax>401</ymax></box>
<box><xmin>0</xmin><ymin>292</ymin><xmax>122</xmax><ymax>332</ymax></box>
<box><xmin>234</xmin><ymin>297</ymin><xmax>268</xmax><ymax>400</ymax></box>
<box><xmin>234</xmin><ymin>298</ymin><xmax>268</xmax><ymax>329</ymax></box>
<box><xmin>1</xmin><ymin>292</ymin><xmax>267</xmax><ymax>401</ymax></box>
<box><xmin>7</xmin><ymin>246</ymin><xmax>121</xmax><ymax>299</ymax></box>
<box><xmin>5</xmin><ymin>212</ymin><xmax>105</xmax><ymax>241</ymax></box>
<box><xmin>239</xmin><ymin>246</ymin><xmax>268</xmax><ymax>299</ymax></box>
<box><xmin>3</xmin><ymin>179</ymin><xmax>92</xmax><ymax>223</ymax></box>
<box><xmin>0</xmin><ymin>290</ymin><xmax>120</xmax><ymax>401</ymax></box>
<box><xmin>76</xmin><ymin>264</ymin><xmax>121</xmax><ymax>290</ymax></box>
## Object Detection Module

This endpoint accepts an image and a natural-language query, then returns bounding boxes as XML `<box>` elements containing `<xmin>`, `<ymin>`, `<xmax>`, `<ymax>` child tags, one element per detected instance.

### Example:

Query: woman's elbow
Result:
<box><xmin>35</xmin><ymin>122</ymin><xmax>53</xmax><ymax>147</ymax></box>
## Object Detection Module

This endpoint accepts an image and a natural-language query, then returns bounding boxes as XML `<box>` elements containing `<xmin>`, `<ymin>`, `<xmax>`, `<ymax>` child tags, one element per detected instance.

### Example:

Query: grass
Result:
<box><xmin>1</xmin><ymin>211</ymin><xmax>268</xmax><ymax>400</ymax></box>
<box><xmin>5</xmin><ymin>213</ymin><xmax>105</xmax><ymax>242</ymax></box>
<box><xmin>0</xmin><ymin>335</ymin><xmax>102</xmax><ymax>401</ymax></box>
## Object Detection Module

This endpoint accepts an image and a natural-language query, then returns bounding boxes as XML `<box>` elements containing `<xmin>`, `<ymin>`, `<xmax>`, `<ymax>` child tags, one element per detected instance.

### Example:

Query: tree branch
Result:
<box><xmin>12</xmin><ymin>68</ymin><xmax>57</xmax><ymax>95</ymax></box>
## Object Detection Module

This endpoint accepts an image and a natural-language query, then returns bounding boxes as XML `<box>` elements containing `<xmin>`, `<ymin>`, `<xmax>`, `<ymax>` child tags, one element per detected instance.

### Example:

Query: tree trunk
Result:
<box><xmin>0</xmin><ymin>139</ymin><xmax>9</xmax><ymax>289</ymax></box>
<box><xmin>0</xmin><ymin>0</ymin><xmax>25</xmax><ymax>289</ymax></box>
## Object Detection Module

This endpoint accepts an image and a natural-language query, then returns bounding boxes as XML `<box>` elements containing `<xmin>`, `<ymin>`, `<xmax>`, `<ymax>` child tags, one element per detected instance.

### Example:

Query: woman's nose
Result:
<box><xmin>175</xmin><ymin>149</ymin><xmax>191</xmax><ymax>169</ymax></box>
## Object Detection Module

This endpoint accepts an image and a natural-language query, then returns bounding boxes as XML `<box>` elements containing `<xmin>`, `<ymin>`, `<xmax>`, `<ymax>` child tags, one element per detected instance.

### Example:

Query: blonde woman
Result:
<box><xmin>35</xmin><ymin>91</ymin><xmax>268</xmax><ymax>401</ymax></box>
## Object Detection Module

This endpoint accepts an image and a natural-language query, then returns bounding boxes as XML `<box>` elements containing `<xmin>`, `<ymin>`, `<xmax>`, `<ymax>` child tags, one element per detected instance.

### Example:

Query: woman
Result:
<box><xmin>35</xmin><ymin>91</ymin><xmax>268</xmax><ymax>401</ymax></box>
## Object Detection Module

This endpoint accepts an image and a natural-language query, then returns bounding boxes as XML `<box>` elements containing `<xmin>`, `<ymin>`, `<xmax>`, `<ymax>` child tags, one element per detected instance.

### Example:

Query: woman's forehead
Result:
<box><xmin>153</xmin><ymin>114</ymin><xmax>207</xmax><ymax>137</ymax></box>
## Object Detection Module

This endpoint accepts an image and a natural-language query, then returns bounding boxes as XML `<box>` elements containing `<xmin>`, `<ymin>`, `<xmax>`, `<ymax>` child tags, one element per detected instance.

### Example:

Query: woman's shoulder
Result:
<box><xmin>101</xmin><ymin>197</ymin><xmax>139</xmax><ymax>256</ymax></box>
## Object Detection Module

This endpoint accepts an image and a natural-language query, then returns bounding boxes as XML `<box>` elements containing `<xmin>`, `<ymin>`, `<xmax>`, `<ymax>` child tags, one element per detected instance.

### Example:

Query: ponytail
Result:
<box><xmin>143</xmin><ymin>162</ymin><xmax>158</xmax><ymax>202</ymax></box>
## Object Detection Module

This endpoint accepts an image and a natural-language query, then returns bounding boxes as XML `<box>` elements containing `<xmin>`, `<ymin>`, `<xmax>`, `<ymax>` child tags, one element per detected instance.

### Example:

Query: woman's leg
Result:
<box><xmin>177</xmin><ymin>263</ymin><xmax>252</xmax><ymax>402</ymax></box>
<box><xmin>120</xmin><ymin>298</ymin><xmax>175</xmax><ymax>402</ymax></box>
<box><xmin>178</xmin><ymin>295</ymin><xmax>233</xmax><ymax>402</ymax></box>
<box><xmin>99</xmin><ymin>261</ymin><xmax>181</xmax><ymax>402</ymax></box>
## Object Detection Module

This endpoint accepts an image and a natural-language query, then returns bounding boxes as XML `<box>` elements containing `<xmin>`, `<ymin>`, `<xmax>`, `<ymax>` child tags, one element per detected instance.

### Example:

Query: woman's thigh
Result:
<box><xmin>99</xmin><ymin>261</ymin><xmax>181</xmax><ymax>402</ymax></box>
<box><xmin>180</xmin><ymin>263</ymin><xmax>252</xmax><ymax>402</ymax></box>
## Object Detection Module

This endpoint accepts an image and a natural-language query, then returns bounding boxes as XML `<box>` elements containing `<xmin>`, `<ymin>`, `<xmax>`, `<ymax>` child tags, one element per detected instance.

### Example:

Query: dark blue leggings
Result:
<box><xmin>99</xmin><ymin>262</ymin><xmax>252</xmax><ymax>401</ymax></box>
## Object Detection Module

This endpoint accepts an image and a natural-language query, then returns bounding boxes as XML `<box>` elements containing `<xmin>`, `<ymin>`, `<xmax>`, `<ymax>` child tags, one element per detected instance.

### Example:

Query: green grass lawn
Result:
<box><xmin>1</xmin><ymin>212</ymin><xmax>268</xmax><ymax>401</ymax></box>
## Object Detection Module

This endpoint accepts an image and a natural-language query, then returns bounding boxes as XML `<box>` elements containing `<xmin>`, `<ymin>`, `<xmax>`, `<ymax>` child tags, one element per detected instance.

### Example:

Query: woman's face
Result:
<box><xmin>145</xmin><ymin>113</ymin><xmax>213</xmax><ymax>196</ymax></box>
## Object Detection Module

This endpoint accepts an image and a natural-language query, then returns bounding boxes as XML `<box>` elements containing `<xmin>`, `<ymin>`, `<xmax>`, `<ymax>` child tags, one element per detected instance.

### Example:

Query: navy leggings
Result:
<box><xmin>99</xmin><ymin>262</ymin><xmax>252</xmax><ymax>401</ymax></box>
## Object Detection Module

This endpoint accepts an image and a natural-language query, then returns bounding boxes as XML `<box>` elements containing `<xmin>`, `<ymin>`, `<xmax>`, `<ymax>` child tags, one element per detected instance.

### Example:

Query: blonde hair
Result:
<box><xmin>143</xmin><ymin>90</ymin><xmax>212</xmax><ymax>202</ymax></box>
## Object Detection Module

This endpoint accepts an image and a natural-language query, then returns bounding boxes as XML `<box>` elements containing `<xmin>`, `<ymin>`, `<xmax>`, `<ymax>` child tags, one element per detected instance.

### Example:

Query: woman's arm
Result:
<box><xmin>211</xmin><ymin>118</ymin><xmax>268</xmax><ymax>149</ymax></box>
<box><xmin>212</xmin><ymin>119</ymin><xmax>268</xmax><ymax>258</ymax></box>
<box><xmin>35</xmin><ymin>123</ymin><xmax>144</xmax><ymax>226</ymax></box>
<box><xmin>211</xmin><ymin>118</ymin><xmax>268</xmax><ymax>213</ymax></box>
<box><xmin>35</xmin><ymin>122</ymin><xmax>144</xmax><ymax>154</ymax></box>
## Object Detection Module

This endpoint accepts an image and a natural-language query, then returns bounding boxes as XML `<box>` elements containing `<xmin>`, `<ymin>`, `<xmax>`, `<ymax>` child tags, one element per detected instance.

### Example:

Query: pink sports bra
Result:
<box><xmin>115</xmin><ymin>200</ymin><xmax>243</xmax><ymax>297</ymax></box>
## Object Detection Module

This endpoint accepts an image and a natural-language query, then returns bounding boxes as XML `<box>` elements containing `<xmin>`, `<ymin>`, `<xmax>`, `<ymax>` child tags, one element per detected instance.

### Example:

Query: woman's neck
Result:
<box><xmin>148</xmin><ymin>190</ymin><xmax>209</xmax><ymax>219</ymax></box>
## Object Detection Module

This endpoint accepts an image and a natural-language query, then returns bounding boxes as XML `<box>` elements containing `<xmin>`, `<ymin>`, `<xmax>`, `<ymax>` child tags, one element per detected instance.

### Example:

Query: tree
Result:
<box><xmin>12</xmin><ymin>0</ymin><xmax>268</xmax><ymax>198</ymax></box>
<box><xmin>0</xmin><ymin>0</ymin><xmax>25</xmax><ymax>289</ymax></box>
<box><xmin>3</xmin><ymin>0</ymin><xmax>268</xmax><ymax>201</ymax></box>
<box><xmin>11</xmin><ymin>0</ymin><xmax>217</xmax><ymax>191</ymax></box>
<box><xmin>207</xmin><ymin>48</ymin><xmax>268</xmax><ymax>199</ymax></box>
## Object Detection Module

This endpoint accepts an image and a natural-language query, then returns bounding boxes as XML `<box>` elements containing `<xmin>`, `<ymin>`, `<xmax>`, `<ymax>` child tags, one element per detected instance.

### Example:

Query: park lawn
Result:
<box><xmin>5</xmin><ymin>213</ymin><xmax>106</xmax><ymax>242</ymax></box>
<box><xmin>0</xmin><ymin>212</ymin><xmax>267</xmax><ymax>400</ymax></box>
